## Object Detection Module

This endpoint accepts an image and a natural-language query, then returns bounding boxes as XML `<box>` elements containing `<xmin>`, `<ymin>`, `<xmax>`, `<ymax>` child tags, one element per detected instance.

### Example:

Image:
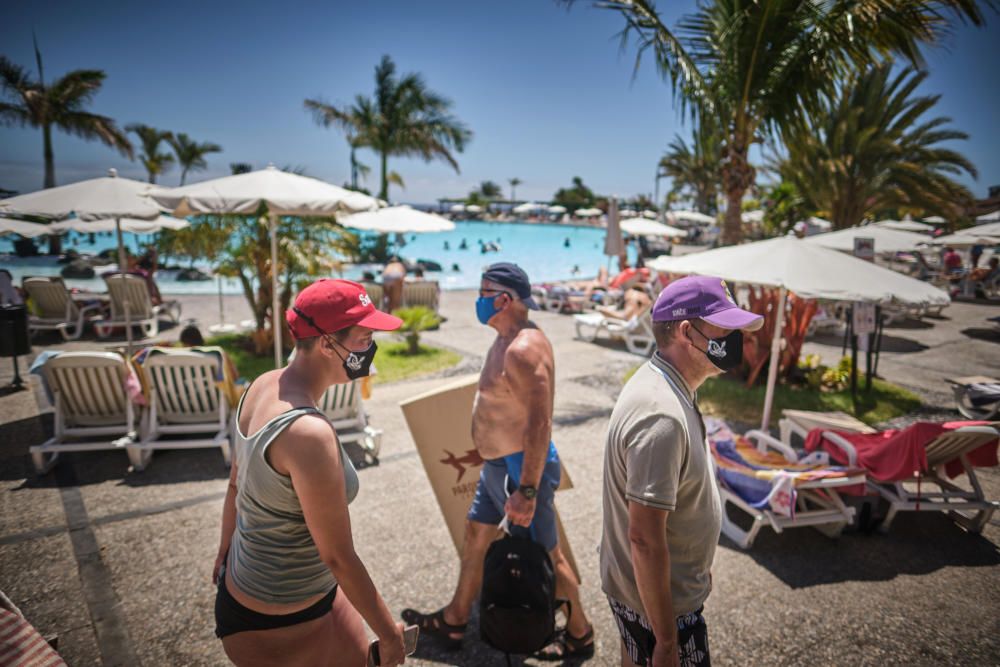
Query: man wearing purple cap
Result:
<box><xmin>601</xmin><ymin>276</ymin><xmax>763</xmax><ymax>667</ymax></box>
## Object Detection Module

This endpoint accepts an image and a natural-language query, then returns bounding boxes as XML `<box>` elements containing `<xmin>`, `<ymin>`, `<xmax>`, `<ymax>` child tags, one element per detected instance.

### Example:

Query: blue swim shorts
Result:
<box><xmin>467</xmin><ymin>442</ymin><xmax>561</xmax><ymax>551</ymax></box>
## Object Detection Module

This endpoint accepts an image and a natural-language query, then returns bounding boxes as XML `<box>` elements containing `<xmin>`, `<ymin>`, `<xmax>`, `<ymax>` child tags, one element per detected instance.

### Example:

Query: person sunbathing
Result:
<box><xmin>595</xmin><ymin>285</ymin><xmax>652</xmax><ymax>322</ymax></box>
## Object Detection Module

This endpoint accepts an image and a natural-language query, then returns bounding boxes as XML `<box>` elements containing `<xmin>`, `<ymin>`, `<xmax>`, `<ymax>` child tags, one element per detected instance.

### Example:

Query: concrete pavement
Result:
<box><xmin>1</xmin><ymin>290</ymin><xmax>998</xmax><ymax>666</ymax></box>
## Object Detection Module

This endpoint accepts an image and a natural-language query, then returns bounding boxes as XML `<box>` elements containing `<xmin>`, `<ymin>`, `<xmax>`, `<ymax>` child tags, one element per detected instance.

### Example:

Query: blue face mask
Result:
<box><xmin>476</xmin><ymin>294</ymin><xmax>501</xmax><ymax>325</ymax></box>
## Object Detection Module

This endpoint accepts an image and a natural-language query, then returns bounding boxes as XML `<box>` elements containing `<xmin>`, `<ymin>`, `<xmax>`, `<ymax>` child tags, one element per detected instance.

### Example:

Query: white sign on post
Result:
<box><xmin>853</xmin><ymin>237</ymin><xmax>875</xmax><ymax>261</ymax></box>
<box><xmin>853</xmin><ymin>301</ymin><xmax>876</xmax><ymax>351</ymax></box>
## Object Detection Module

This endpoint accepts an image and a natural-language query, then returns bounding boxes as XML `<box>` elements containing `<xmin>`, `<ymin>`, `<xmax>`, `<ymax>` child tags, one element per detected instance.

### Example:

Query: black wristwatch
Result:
<box><xmin>518</xmin><ymin>484</ymin><xmax>538</xmax><ymax>500</ymax></box>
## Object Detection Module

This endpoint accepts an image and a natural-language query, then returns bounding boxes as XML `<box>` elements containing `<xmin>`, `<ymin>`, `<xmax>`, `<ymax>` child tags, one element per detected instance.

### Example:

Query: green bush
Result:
<box><xmin>393</xmin><ymin>306</ymin><xmax>442</xmax><ymax>355</ymax></box>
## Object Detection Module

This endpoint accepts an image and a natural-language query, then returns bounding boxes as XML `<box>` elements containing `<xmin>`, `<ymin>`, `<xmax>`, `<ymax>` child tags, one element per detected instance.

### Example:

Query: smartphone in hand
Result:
<box><xmin>367</xmin><ymin>625</ymin><xmax>419</xmax><ymax>667</ymax></box>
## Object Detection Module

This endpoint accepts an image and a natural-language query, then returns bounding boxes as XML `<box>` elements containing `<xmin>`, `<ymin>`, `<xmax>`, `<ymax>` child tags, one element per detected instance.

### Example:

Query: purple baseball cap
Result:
<box><xmin>653</xmin><ymin>275</ymin><xmax>764</xmax><ymax>331</ymax></box>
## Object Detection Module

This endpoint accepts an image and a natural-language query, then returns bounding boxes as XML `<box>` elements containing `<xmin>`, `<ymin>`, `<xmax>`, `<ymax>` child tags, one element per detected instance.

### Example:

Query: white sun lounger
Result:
<box><xmin>947</xmin><ymin>376</ymin><xmax>1000</xmax><ymax>421</ymax></box>
<box><xmin>815</xmin><ymin>424</ymin><xmax>1000</xmax><ymax>533</ymax></box>
<box><xmin>402</xmin><ymin>280</ymin><xmax>440</xmax><ymax>312</ymax></box>
<box><xmin>29</xmin><ymin>351</ymin><xmax>136</xmax><ymax>474</ymax></box>
<box><xmin>95</xmin><ymin>273</ymin><xmax>181</xmax><ymax>339</ymax></box>
<box><xmin>573</xmin><ymin>306</ymin><xmax>655</xmax><ymax>356</ymax></box>
<box><xmin>715</xmin><ymin>428</ymin><xmax>867</xmax><ymax>549</ymax></box>
<box><xmin>130</xmin><ymin>350</ymin><xmax>232</xmax><ymax>471</ymax></box>
<box><xmin>318</xmin><ymin>380</ymin><xmax>382</xmax><ymax>465</ymax></box>
<box><xmin>22</xmin><ymin>276</ymin><xmax>102</xmax><ymax>340</ymax></box>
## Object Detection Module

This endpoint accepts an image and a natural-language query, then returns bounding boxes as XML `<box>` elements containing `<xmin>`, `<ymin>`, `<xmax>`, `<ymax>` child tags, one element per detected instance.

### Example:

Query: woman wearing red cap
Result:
<box><xmin>213</xmin><ymin>279</ymin><xmax>407</xmax><ymax>666</ymax></box>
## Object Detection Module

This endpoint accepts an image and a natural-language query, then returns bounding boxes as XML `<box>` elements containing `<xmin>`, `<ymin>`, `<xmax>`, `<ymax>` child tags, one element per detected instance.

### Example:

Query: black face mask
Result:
<box><xmin>689</xmin><ymin>324</ymin><xmax>743</xmax><ymax>371</ymax></box>
<box><xmin>330</xmin><ymin>338</ymin><xmax>377</xmax><ymax>380</ymax></box>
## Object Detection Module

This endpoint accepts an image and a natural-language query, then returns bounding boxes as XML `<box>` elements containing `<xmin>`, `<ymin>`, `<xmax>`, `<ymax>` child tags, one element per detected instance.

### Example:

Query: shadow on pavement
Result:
<box><xmin>960</xmin><ymin>327</ymin><xmax>1000</xmax><ymax>344</ymax></box>
<box><xmin>722</xmin><ymin>513</ymin><xmax>1000</xmax><ymax>589</ymax></box>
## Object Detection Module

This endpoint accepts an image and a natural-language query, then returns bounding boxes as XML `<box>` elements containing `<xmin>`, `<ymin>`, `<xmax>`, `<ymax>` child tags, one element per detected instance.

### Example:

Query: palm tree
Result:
<box><xmin>659</xmin><ymin>120</ymin><xmax>721</xmax><ymax>214</ymax></box>
<box><xmin>569</xmin><ymin>0</ymin><xmax>991</xmax><ymax>244</ymax></box>
<box><xmin>127</xmin><ymin>124</ymin><xmax>174</xmax><ymax>184</ymax></box>
<box><xmin>0</xmin><ymin>48</ymin><xmax>132</xmax><ymax>191</ymax></box>
<box><xmin>779</xmin><ymin>63</ymin><xmax>976</xmax><ymax>230</ymax></box>
<box><xmin>305</xmin><ymin>55</ymin><xmax>472</xmax><ymax>201</ymax></box>
<box><xmin>304</xmin><ymin>97</ymin><xmax>366</xmax><ymax>189</ymax></box>
<box><xmin>508</xmin><ymin>177</ymin><xmax>522</xmax><ymax>204</ymax></box>
<box><xmin>479</xmin><ymin>180</ymin><xmax>502</xmax><ymax>199</ymax></box>
<box><xmin>168</xmin><ymin>133</ymin><xmax>222</xmax><ymax>185</ymax></box>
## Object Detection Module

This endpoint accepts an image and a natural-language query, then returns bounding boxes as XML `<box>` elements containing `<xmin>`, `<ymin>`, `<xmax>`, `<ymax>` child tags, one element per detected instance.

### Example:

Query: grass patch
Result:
<box><xmin>206</xmin><ymin>333</ymin><xmax>278</xmax><ymax>381</ymax></box>
<box><xmin>623</xmin><ymin>364</ymin><xmax>921</xmax><ymax>426</ymax></box>
<box><xmin>205</xmin><ymin>334</ymin><xmax>461</xmax><ymax>384</ymax></box>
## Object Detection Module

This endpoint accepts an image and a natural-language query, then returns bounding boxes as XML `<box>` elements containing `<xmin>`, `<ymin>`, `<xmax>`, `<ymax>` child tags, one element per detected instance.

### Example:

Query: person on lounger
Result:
<box><xmin>212</xmin><ymin>279</ymin><xmax>408</xmax><ymax>667</ymax></box>
<box><xmin>602</xmin><ymin>276</ymin><xmax>762</xmax><ymax>667</ymax></box>
<box><xmin>401</xmin><ymin>262</ymin><xmax>595</xmax><ymax>660</ymax></box>
<box><xmin>596</xmin><ymin>285</ymin><xmax>652</xmax><ymax>322</ymax></box>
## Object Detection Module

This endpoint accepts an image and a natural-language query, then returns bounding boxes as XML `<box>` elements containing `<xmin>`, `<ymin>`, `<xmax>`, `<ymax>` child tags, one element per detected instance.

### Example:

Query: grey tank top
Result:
<box><xmin>227</xmin><ymin>390</ymin><xmax>360</xmax><ymax>604</ymax></box>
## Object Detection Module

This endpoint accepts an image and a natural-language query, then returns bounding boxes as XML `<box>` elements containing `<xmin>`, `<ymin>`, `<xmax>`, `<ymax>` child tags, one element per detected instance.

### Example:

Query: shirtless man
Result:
<box><xmin>402</xmin><ymin>262</ymin><xmax>594</xmax><ymax>661</ymax></box>
<box><xmin>381</xmin><ymin>256</ymin><xmax>407</xmax><ymax>311</ymax></box>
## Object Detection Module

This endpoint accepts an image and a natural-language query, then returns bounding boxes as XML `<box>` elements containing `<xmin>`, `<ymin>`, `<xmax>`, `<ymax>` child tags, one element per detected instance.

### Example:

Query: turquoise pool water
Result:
<box><xmin>1</xmin><ymin>220</ymin><xmax>636</xmax><ymax>294</ymax></box>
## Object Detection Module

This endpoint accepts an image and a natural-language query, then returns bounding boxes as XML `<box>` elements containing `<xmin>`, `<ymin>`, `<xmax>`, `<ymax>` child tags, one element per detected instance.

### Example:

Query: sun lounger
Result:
<box><xmin>95</xmin><ymin>273</ymin><xmax>181</xmax><ymax>339</ymax></box>
<box><xmin>573</xmin><ymin>306</ymin><xmax>655</xmax><ymax>355</ymax></box>
<box><xmin>318</xmin><ymin>380</ymin><xmax>382</xmax><ymax>465</ymax></box>
<box><xmin>401</xmin><ymin>280</ymin><xmax>440</xmax><ymax>312</ymax></box>
<box><xmin>707</xmin><ymin>418</ymin><xmax>866</xmax><ymax>549</ymax></box>
<box><xmin>947</xmin><ymin>376</ymin><xmax>1000</xmax><ymax>420</ymax></box>
<box><xmin>361</xmin><ymin>282</ymin><xmax>385</xmax><ymax>310</ymax></box>
<box><xmin>802</xmin><ymin>421</ymin><xmax>1000</xmax><ymax>533</ymax></box>
<box><xmin>29</xmin><ymin>351</ymin><xmax>136</xmax><ymax>474</ymax></box>
<box><xmin>22</xmin><ymin>276</ymin><xmax>102</xmax><ymax>340</ymax></box>
<box><xmin>128</xmin><ymin>348</ymin><xmax>233</xmax><ymax>470</ymax></box>
<box><xmin>779</xmin><ymin>409</ymin><xmax>876</xmax><ymax>446</ymax></box>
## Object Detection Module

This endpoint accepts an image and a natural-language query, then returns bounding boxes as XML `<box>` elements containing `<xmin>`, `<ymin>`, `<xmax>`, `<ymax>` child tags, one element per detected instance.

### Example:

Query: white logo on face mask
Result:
<box><xmin>707</xmin><ymin>339</ymin><xmax>727</xmax><ymax>358</ymax></box>
<box><xmin>345</xmin><ymin>353</ymin><xmax>363</xmax><ymax>371</ymax></box>
<box><xmin>359</xmin><ymin>293</ymin><xmax>372</xmax><ymax>307</ymax></box>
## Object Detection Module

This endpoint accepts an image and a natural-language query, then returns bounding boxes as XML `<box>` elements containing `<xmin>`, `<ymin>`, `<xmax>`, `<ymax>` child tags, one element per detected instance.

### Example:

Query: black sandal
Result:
<box><xmin>533</xmin><ymin>625</ymin><xmax>596</xmax><ymax>661</ymax></box>
<box><xmin>400</xmin><ymin>608</ymin><xmax>466</xmax><ymax>649</ymax></box>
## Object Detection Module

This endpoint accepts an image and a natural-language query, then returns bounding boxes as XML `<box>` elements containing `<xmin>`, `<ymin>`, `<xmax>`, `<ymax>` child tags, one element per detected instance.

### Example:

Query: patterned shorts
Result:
<box><xmin>607</xmin><ymin>596</ymin><xmax>710</xmax><ymax>667</ymax></box>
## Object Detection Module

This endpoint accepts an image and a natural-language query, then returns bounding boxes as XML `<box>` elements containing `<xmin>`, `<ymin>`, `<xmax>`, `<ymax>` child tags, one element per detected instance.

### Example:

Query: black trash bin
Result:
<box><xmin>0</xmin><ymin>304</ymin><xmax>31</xmax><ymax>390</ymax></box>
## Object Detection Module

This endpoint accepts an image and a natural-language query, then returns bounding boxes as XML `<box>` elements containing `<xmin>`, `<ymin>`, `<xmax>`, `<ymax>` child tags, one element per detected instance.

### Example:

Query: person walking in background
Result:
<box><xmin>601</xmin><ymin>276</ymin><xmax>763</xmax><ymax>667</ymax></box>
<box><xmin>401</xmin><ymin>262</ymin><xmax>594</xmax><ymax>661</ymax></box>
<box><xmin>381</xmin><ymin>256</ymin><xmax>407</xmax><ymax>311</ymax></box>
<box><xmin>213</xmin><ymin>279</ymin><xmax>408</xmax><ymax>666</ymax></box>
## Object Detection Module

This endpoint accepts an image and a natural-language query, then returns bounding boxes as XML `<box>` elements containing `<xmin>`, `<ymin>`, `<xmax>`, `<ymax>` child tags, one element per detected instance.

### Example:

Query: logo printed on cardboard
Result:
<box><xmin>440</xmin><ymin>448</ymin><xmax>485</xmax><ymax>483</ymax></box>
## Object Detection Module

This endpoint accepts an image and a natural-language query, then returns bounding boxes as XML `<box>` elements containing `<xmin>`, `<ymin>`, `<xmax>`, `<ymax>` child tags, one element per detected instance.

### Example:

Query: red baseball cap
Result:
<box><xmin>286</xmin><ymin>279</ymin><xmax>402</xmax><ymax>340</ymax></box>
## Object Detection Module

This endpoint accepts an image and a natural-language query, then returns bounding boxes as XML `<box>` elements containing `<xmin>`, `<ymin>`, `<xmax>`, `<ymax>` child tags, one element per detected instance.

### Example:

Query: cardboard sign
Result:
<box><xmin>399</xmin><ymin>374</ymin><xmax>580</xmax><ymax>581</ymax></box>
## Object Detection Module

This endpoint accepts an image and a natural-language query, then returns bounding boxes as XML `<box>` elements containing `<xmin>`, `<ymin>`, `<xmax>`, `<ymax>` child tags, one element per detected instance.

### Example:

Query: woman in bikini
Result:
<box><xmin>213</xmin><ymin>279</ymin><xmax>407</xmax><ymax>666</ymax></box>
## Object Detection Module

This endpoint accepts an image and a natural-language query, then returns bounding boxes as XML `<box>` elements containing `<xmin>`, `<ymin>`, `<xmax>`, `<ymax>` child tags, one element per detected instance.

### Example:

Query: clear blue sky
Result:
<box><xmin>2</xmin><ymin>0</ymin><xmax>998</xmax><ymax>204</ymax></box>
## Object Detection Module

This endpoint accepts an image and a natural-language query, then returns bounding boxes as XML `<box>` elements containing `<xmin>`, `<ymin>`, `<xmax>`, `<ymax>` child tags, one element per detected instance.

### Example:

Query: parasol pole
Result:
<box><xmin>269</xmin><ymin>212</ymin><xmax>282</xmax><ymax>369</ymax></box>
<box><xmin>760</xmin><ymin>286</ymin><xmax>787</xmax><ymax>431</ymax></box>
<box><xmin>115</xmin><ymin>216</ymin><xmax>134</xmax><ymax>354</ymax></box>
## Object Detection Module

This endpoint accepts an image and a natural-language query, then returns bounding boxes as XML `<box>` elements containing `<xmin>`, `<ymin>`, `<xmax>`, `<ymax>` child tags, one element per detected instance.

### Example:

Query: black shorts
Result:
<box><xmin>608</xmin><ymin>596</ymin><xmax>710</xmax><ymax>667</ymax></box>
<box><xmin>215</xmin><ymin>570</ymin><xmax>337</xmax><ymax>639</ymax></box>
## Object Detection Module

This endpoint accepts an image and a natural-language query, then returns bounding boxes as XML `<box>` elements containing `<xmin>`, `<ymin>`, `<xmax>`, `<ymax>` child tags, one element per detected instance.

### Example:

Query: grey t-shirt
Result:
<box><xmin>600</xmin><ymin>352</ymin><xmax>722</xmax><ymax>616</ymax></box>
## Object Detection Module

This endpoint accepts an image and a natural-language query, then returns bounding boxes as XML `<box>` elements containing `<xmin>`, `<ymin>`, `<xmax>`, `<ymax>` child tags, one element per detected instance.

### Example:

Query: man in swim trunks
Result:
<box><xmin>402</xmin><ymin>262</ymin><xmax>594</xmax><ymax>660</ymax></box>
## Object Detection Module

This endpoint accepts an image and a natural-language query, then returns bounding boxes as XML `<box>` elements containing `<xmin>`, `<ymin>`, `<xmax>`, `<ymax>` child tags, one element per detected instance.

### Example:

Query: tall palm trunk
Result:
<box><xmin>379</xmin><ymin>150</ymin><xmax>388</xmax><ymax>201</ymax></box>
<box><xmin>720</xmin><ymin>140</ymin><xmax>754</xmax><ymax>246</ymax></box>
<box><xmin>42</xmin><ymin>121</ymin><xmax>62</xmax><ymax>254</ymax></box>
<box><xmin>180</xmin><ymin>168</ymin><xmax>188</xmax><ymax>186</ymax></box>
<box><xmin>349</xmin><ymin>145</ymin><xmax>358</xmax><ymax>189</ymax></box>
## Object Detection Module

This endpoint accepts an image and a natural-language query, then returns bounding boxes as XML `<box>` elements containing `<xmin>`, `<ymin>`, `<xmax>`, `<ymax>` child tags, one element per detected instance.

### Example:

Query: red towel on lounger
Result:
<box><xmin>804</xmin><ymin>421</ymin><xmax>999</xmax><ymax>482</ymax></box>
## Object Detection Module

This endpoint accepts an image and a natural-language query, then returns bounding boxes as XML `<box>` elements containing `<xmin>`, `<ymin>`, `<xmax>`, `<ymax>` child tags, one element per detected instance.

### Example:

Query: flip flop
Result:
<box><xmin>533</xmin><ymin>625</ymin><xmax>596</xmax><ymax>661</ymax></box>
<box><xmin>400</xmin><ymin>608</ymin><xmax>466</xmax><ymax>650</ymax></box>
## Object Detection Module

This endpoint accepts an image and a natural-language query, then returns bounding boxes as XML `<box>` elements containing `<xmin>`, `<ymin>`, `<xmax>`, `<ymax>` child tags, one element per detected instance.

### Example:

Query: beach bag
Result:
<box><xmin>479</xmin><ymin>532</ymin><xmax>559</xmax><ymax>657</ymax></box>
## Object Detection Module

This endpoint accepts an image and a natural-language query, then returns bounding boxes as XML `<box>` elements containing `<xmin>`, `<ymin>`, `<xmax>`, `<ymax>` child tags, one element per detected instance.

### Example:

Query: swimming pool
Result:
<box><xmin>0</xmin><ymin>220</ymin><xmax>636</xmax><ymax>294</ymax></box>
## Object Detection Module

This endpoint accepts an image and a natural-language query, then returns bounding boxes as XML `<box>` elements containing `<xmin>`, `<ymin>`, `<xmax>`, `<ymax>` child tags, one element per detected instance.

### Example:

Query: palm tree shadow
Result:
<box><xmin>721</xmin><ymin>513</ymin><xmax>1000</xmax><ymax>589</ymax></box>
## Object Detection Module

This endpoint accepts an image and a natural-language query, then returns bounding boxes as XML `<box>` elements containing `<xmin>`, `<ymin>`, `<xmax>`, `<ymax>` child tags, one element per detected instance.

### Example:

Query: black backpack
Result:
<box><xmin>479</xmin><ymin>533</ymin><xmax>561</xmax><ymax>657</ymax></box>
